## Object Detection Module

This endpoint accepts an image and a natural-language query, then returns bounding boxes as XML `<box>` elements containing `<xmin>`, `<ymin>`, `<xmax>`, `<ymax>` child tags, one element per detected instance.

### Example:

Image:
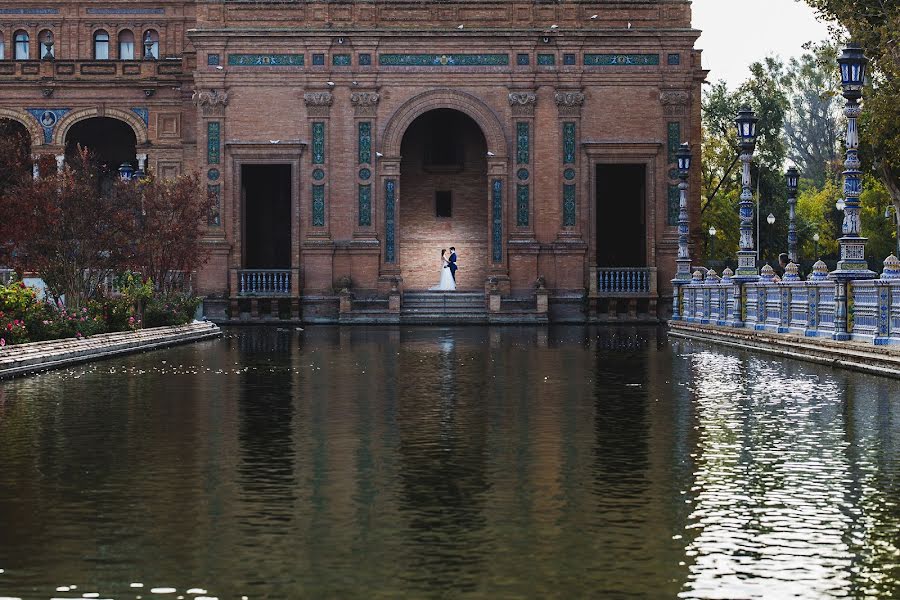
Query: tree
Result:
<box><xmin>124</xmin><ymin>172</ymin><xmax>215</xmax><ymax>297</ymax></box>
<box><xmin>802</xmin><ymin>0</ymin><xmax>900</xmax><ymax>246</ymax></box>
<box><xmin>2</xmin><ymin>149</ymin><xmax>140</xmax><ymax>310</ymax></box>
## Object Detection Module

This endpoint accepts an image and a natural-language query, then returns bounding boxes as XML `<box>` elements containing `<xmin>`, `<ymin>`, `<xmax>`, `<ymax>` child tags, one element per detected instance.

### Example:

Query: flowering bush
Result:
<box><xmin>143</xmin><ymin>293</ymin><xmax>201</xmax><ymax>328</ymax></box>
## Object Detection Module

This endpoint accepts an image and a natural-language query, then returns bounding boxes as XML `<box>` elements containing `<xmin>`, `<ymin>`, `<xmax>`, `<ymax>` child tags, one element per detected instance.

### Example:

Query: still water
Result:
<box><xmin>0</xmin><ymin>326</ymin><xmax>898</xmax><ymax>599</ymax></box>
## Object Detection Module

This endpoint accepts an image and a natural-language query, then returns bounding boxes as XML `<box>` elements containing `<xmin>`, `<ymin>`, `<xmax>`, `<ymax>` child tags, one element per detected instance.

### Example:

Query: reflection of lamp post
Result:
<box><xmin>813</xmin><ymin>232</ymin><xmax>820</xmax><ymax>261</ymax></box>
<box><xmin>708</xmin><ymin>225</ymin><xmax>717</xmax><ymax>262</ymax></box>
<box><xmin>734</xmin><ymin>106</ymin><xmax>760</xmax><ymax>281</ymax></box>
<box><xmin>786</xmin><ymin>166</ymin><xmax>799</xmax><ymax>263</ymax></box>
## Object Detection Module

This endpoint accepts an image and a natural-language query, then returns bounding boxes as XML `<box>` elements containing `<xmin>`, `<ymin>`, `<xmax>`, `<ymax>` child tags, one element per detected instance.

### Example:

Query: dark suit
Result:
<box><xmin>448</xmin><ymin>252</ymin><xmax>458</xmax><ymax>281</ymax></box>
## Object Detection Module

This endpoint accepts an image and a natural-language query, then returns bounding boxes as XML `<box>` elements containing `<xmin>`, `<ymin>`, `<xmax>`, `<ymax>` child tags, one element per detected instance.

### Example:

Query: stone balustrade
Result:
<box><xmin>674</xmin><ymin>256</ymin><xmax>900</xmax><ymax>345</ymax></box>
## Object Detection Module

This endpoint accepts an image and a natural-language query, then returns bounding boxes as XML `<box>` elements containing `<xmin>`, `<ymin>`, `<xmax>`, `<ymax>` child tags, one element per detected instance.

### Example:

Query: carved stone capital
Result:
<box><xmin>192</xmin><ymin>88</ymin><xmax>228</xmax><ymax>117</ymax></box>
<box><xmin>304</xmin><ymin>91</ymin><xmax>334</xmax><ymax>117</ymax></box>
<box><xmin>350</xmin><ymin>91</ymin><xmax>380</xmax><ymax>117</ymax></box>
<box><xmin>554</xmin><ymin>90</ymin><xmax>584</xmax><ymax>117</ymax></box>
<box><xmin>508</xmin><ymin>91</ymin><xmax>537</xmax><ymax>116</ymax></box>
<box><xmin>660</xmin><ymin>89</ymin><xmax>690</xmax><ymax>117</ymax></box>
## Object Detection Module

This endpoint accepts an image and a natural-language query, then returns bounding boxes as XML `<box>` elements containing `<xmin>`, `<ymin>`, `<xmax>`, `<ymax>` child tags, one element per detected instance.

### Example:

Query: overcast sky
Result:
<box><xmin>692</xmin><ymin>0</ymin><xmax>833</xmax><ymax>88</ymax></box>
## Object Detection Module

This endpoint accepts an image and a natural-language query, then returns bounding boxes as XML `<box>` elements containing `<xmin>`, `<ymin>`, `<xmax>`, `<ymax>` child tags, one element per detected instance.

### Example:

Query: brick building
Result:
<box><xmin>0</xmin><ymin>0</ymin><xmax>706</xmax><ymax>322</ymax></box>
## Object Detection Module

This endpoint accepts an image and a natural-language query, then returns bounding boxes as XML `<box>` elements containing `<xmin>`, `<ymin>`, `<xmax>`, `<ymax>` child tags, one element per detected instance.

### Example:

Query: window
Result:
<box><xmin>142</xmin><ymin>29</ymin><xmax>159</xmax><ymax>60</ymax></box>
<box><xmin>14</xmin><ymin>31</ymin><xmax>29</xmax><ymax>60</ymax></box>
<box><xmin>436</xmin><ymin>191</ymin><xmax>452</xmax><ymax>218</ymax></box>
<box><xmin>94</xmin><ymin>30</ymin><xmax>109</xmax><ymax>60</ymax></box>
<box><xmin>118</xmin><ymin>30</ymin><xmax>135</xmax><ymax>60</ymax></box>
<box><xmin>0</xmin><ymin>33</ymin><xmax>5</xmax><ymax>60</ymax></box>
<box><xmin>39</xmin><ymin>30</ymin><xmax>54</xmax><ymax>59</ymax></box>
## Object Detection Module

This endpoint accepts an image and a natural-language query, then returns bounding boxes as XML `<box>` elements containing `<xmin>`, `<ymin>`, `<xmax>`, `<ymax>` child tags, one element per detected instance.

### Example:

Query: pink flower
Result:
<box><xmin>76</xmin><ymin>332</ymin><xmax>83</xmax><ymax>338</ymax></box>
<box><xmin>0</xmin><ymin>338</ymin><xmax>5</xmax><ymax>347</ymax></box>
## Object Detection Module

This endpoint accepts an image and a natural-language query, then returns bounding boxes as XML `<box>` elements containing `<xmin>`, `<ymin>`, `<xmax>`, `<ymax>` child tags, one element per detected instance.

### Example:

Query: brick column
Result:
<box><xmin>555</xmin><ymin>89</ymin><xmax>584</xmax><ymax>240</ymax></box>
<box><xmin>351</xmin><ymin>91</ymin><xmax>379</xmax><ymax>239</ymax></box>
<box><xmin>304</xmin><ymin>91</ymin><xmax>333</xmax><ymax>240</ymax></box>
<box><xmin>378</xmin><ymin>158</ymin><xmax>402</xmax><ymax>292</ymax></box>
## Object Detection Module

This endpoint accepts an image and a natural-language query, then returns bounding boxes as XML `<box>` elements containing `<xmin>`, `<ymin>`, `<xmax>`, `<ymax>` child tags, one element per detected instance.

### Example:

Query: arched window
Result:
<box><xmin>39</xmin><ymin>30</ymin><xmax>54</xmax><ymax>59</ymax></box>
<box><xmin>94</xmin><ymin>30</ymin><xmax>109</xmax><ymax>60</ymax></box>
<box><xmin>14</xmin><ymin>30</ymin><xmax>29</xmax><ymax>60</ymax></box>
<box><xmin>0</xmin><ymin>33</ymin><xmax>5</xmax><ymax>61</ymax></box>
<box><xmin>118</xmin><ymin>29</ymin><xmax>135</xmax><ymax>60</ymax></box>
<box><xmin>142</xmin><ymin>29</ymin><xmax>159</xmax><ymax>60</ymax></box>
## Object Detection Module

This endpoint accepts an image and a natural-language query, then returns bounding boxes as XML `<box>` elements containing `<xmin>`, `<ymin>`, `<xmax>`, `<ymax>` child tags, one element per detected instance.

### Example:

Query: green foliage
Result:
<box><xmin>143</xmin><ymin>293</ymin><xmax>200</xmax><ymax>328</ymax></box>
<box><xmin>796</xmin><ymin>179</ymin><xmax>841</xmax><ymax>261</ymax></box>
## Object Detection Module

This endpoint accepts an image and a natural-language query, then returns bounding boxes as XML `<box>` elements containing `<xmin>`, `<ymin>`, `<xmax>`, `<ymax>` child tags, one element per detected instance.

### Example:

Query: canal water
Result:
<box><xmin>0</xmin><ymin>326</ymin><xmax>898</xmax><ymax>599</ymax></box>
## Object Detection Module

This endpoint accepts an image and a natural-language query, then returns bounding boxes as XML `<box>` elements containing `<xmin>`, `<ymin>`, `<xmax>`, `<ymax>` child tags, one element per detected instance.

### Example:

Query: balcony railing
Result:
<box><xmin>592</xmin><ymin>267</ymin><xmax>656</xmax><ymax>296</ymax></box>
<box><xmin>238</xmin><ymin>269</ymin><xmax>292</xmax><ymax>296</ymax></box>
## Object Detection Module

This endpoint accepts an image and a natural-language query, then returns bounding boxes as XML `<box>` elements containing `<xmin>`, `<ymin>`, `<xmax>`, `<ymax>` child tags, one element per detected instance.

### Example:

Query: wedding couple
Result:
<box><xmin>430</xmin><ymin>247</ymin><xmax>459</xmax><ymax>291</ymax></box>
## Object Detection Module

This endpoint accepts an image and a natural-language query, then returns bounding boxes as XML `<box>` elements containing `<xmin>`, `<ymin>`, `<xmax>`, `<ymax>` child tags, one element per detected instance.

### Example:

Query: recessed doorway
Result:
<box><xmin>242</xmin><ymin>164</ymin><xmax>292</xmax><ymax>269</ymax></box>
<box><xmin>595</xmin><ymin>164</ymin><xmax>647</xmax><ymax>267</ymax></box>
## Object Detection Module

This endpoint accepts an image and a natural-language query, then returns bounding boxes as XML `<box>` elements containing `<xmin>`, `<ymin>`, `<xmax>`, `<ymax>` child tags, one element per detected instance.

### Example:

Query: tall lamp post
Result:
<box><xmin>671</xmin><ymin>142</ymin><xmax>692</xmax><ymax>320</ymax></box>
<box><xmin>786</xmin><ymin>167</ymin><xmax>800</xmax><ymax>263</ymax></box>
<box><xmin>734</xmin><ymin>106</ymin><xmax>760</xmax><ymax>281</ymax></box>
<box><xmin>813</xmin><ymin>233</ymin><xmax>820</xmax><ymax>261</ymax></box>
<box><xmin>708</xmin><ymin>226</ymin><xmax>717</xmax><ymax>263</ymax></box>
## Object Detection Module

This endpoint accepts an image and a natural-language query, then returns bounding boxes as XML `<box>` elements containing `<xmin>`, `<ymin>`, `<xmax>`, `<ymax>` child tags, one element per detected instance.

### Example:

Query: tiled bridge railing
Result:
<box><xmin>677</xmin><ymin>257</ymin><xmax>900</xmax><ymax>345</ymax></box>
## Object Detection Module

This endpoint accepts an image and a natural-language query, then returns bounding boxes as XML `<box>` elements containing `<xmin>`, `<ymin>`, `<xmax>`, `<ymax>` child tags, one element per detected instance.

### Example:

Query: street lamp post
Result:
<box><xmin>671</xmin><ymin>142</ymin><xmax>693</xmax><ymax>321</ymax></box>
<box><xmin>813</xmin><ymin>233</ymin><xmax>820</xmax><ymax>261</ymax></box>
<box><xmin>117</xmin><ymin>162</ymin><xmax>135</xmax><ymax>181</ymax></box>
<box><xmin>786</xmin><ymin>167</ymin><xmax>800</xmax><ymax>263</ymax></box>
<box><xmin>734</xmin><ymin>106</ymin><xmax>760</xmax><ymax>281</ymax></box>
<box><xmin>708</xmin><ymin>225</ymin><xmax>717</xmax><ymax>263</ymax></box>
<box><xmin>832</xmin><ymin>42</ymin><xmax>876</xmax><ymax>340</ymax></box>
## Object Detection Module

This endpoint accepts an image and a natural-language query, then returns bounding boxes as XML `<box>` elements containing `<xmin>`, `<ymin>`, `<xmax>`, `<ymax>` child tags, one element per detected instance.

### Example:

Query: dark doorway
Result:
<box><xmin>65</xmin><ymin>117</ymin><xmax>137</xmax><ymax>178</ymax></box>
<box><xmin>596</xmin><ymin>164</ymin><xmax>646</xmax><ymax>267</ymax></box>
<box><xmin>0</xmin><ymin>119</ymin><xmax>32</xmax><ymax>191</ymax></box>
<box><xmin>242</xmin><ymin>164</ymin><xmax>292</xmax><ymax>269</ymax></box>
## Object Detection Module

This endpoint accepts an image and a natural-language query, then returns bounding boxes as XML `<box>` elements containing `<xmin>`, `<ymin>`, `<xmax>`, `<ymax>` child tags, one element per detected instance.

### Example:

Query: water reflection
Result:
<box><xmin>0</xmin><ymin>327</ymin><xmax>896</xmax><ymax>599</ymax></box>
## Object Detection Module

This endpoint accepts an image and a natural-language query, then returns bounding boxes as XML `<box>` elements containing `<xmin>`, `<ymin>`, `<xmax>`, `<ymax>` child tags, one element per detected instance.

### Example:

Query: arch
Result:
<box><xmin>0</xmin><ymin>108</ymin><xmax>45</xmax><ymax>147</ymax></box>
<box><xmin>53</xmin><ymin>107</ymin><xmax>148</xmax><ymax>146</ymax></box>
<box><xmin>381</xmin><ymin>89</ymin><xmax>507</xmax><ymax>159</ymax></box>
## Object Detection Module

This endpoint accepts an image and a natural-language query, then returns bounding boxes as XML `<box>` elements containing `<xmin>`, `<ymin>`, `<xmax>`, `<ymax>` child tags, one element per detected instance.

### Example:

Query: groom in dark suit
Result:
<box><xmin>448</xmin><ymin>247</ymin><xmax>458</xmax><ymax>283</ymax></box>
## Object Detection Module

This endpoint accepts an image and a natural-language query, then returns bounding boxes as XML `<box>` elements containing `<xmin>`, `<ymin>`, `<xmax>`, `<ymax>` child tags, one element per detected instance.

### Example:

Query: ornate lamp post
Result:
<box><xmin>117</xmin><ymin>162</ymin><xmax>135</xmax><ymax>181</ymax></box>
<box><xmin>734</xmin><ymin>106</ymin><xmax>760</xmax><ymax>280</ymax></box>
<box><xmin>832</xmin><ymin>42</ymin><xmax>876</xmax><ymax>339</ymax></box>
<box><xmin>708</xmin><ymin>225</ymin><xmax>717</xmax><ymax>262</ymax></box>
<box><xmin>833</xmin><ymin>43</ymin><xmax>875</xmax><ymax>277</ymax></box>
<box><xmin>786</xmin><ymin>167</ymin><xmax>799</xmax><ymax>263</ymax></box>
<box><xmin>813</xmin><ymin>232</ymin><xmax>820</xmax><ymax>261</ymax></box>
<box><xmin>671</xmin><ymin>142</ymin><xmax>692</xmax><ymax>320</ymax></box>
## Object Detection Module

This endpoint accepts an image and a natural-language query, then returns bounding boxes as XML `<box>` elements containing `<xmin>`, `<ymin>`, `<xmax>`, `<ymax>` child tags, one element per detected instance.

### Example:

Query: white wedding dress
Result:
<box><xmin>431</xmin><ymin>258</ymin><xmax>456</xmax><ymax>291</ymax></box>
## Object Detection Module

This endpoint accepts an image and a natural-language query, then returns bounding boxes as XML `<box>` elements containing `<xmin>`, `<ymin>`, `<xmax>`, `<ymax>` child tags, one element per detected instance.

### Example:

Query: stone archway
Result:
<box><xmin>53</xmin><ymin>107</ymin><xmax>148</xmax><ymax>146</ymax></box>
<box><xmin>379</xmin><ymin>90</ymin><xmax>509</xmax><ymax>291</ymax></box>
<box><xmin>0</xmin><ymin>108</ymin><xmax>44</xmax><ymax>148</ymax></box>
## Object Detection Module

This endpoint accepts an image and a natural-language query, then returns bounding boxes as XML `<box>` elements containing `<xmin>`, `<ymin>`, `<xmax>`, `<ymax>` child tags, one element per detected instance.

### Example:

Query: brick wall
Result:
<box><xmin>399</xmin><ymin>110</ymin><xmax>488</xmax><ymax>290</ymax></box>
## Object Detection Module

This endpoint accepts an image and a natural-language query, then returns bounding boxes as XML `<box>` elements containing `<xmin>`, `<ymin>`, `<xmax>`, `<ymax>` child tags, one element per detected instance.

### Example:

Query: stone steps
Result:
<box><xmin>0</xmin><ymin>322</ymin><xmax>222</xmax><ymax>379</ymax></box>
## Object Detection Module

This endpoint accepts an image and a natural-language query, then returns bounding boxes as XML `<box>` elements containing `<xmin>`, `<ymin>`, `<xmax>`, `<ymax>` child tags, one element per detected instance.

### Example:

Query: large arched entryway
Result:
<box><xmin>0</xmin><ymin>118</ymin><xmax>32</xmax><ymax>189</ymax></box>
<box><xmin>399</xmin><ymin>109</ymin><xmax>488</xmax><ymax>290</ymax></box>
<box><xmin>65</xmin><ymin>117</ymin><xmax>137</xmax><ymax>179</ymax></box>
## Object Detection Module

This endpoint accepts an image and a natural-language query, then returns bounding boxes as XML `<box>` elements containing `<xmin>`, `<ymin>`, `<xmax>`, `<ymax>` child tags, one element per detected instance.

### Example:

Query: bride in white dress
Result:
<box><xmin>430</xmin><ymin>249</ymin><xmax>456</xmax><ymax>291</ymax></box>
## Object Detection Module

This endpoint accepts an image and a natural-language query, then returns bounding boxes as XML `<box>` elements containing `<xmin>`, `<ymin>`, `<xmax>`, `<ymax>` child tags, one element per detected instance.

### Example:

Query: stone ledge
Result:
<box><xmin>0</xmin><ymin>322</ymin><xmax>222</xmax><ymax>380</ymax></box>
<box><xmin>668</xmin><ymin>321</ymin><xmax>900</xmax><ymax>380</ymax></box>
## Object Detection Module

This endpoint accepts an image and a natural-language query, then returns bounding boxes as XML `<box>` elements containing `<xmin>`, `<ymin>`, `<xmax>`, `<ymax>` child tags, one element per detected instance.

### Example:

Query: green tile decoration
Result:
<box><xmin>312</xmin><ymin>122</ymin><xmax>325</xmax><ymax>165</ymax></box>
<box><xmin>668</xmin><ymin>184</ymin><xmax>679</xmax><ymax>226</ymax></box>
<box><xmin>516</xmin><ymin>184</ymin><xmax>529</xmax><ymax>227</ymax></box>
<box><xmin>228</xmin><ymin>54</ymin><xmax>304</xmax><ymax>66</ymax></box>
<box><xmin>563</xmin><ymin>122</ymin><xmax>576</xmax><ymax>164</ymax></box>
<box><xmin>358</xmin><ymin>184</ymin><xmax>371</xmax><ymax>227</ymax></box>
<box><xmin>207</xmin><ymin>121</ymin><xmax>220</xmax><ymax>165</ymax></box>
<box><xmin>584</xmin><ymin>54</ymin><xmax>659</xmax><ymax>66</ymax></box>
<box><xmin>379</xmin><ymin>54</ymin><xmax>508</xmax><ymax>66</ymax></box>
<box><xmin>312</xmin><ymin>184</ymin><xmax>325</xmax><ymax>227</ymax></box>
<box><xmin>563</xmin><ymin>184</ymin><xmax>577</xmax><ymax>227</ymax></box>
<box><xmin>358</xmin><ymin>122</ymin><xmax>371</xmax><ymax>165</ymax></box>
<box><xmin>516</xmin><ymin>122</ymin><xmax>529</xmax><ymax>165</ymax></box>
<box><xmin>667</xmin><ymin>122</ymin><xmax>681</xmax><ymax>163</ymax></box>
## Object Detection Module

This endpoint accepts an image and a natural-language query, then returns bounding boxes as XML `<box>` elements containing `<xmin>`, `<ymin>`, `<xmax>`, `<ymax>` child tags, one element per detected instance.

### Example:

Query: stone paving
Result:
<box><xmin>0</xmin><ymin>322</ymin><xmax>221</xmax><ymax>379</ymax></box>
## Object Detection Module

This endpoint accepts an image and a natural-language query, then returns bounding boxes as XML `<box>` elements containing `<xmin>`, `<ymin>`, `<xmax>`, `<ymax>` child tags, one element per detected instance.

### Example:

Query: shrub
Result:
<box><xmin>143</xmin><ymin>293</ymin><xmax>201</xmax><ymax>328</ymax></box>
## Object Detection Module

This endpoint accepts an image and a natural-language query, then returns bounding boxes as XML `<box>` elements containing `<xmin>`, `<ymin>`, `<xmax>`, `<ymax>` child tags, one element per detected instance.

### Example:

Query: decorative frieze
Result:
<box><xmin>660</xmin><ymin>89</ymin><xmax>690</xmax><ymax>117</ymax></box>
<box><xmin>668</xmin><ymin>184</ymin><xmax>679</xmax><ymax>226</ymax></box>
<box><xmin>667</xmin><ymin>122</ymin><xmax>681</xmax><ymax>163</ymax></box>
<box><xmin>228</xmin><ymin>54</ymin><xmax>304</xmax><ymax>67</ymax></box>
<box><xmin>0</xmin><ymin>7</ymin><xmax>59</xmax><ymax>14</ymax></box>
<box><xmin>304</xmin><ymin>92</ymin><xmax>333</xmax><ymax>117</ymax></box>
<box><xmin>584</xmin><ymin>54</ymin><xmax>660</xmax><ymax>66</ymax></box>
<box><xmin>508</xmin><ymin>91</ymin><xmax>536</xmax><ymax>117</ymax></box>
<box><xmin>562</xmin><ymin>122</ymin><xmax>577</xmax><ymax>228</ymax></box>
<box><xmin>350</xmin><ymin>92</ymin><xmax>379</xmax><ymax>117</ymax></box>
<box><xmin>311</xmin><ymin>122</ymin><xmax>325</xmax><ymax>164</ymax></box>
<box><xmin>332</xmin><ymin>54</ymin><xmax>351</xmax><ymax>66</ymax></box>
<box><xmin>358</xmin><ymin>122</ymin><xmax>372</xmax><ymax>165</ymax></box>
<box><xmin>563</xmin><ymin>184</ymin><xmax>577</xmax><ymax>227</ymax></box>
<box><xmin>562</xmin><ymin>122</ymin><xmax>576</xmax><ymax>164</ymax></box>
<box><xmin>516</xmin><ymin>184</ymin><xmax>529</xmax><ymax>227</ymax></box>
<box><xmin>193</xmin><ymin>89</ymin><xmax>228</xmax><ymax>112</ymax></box>
<box><xmin>207</xmin><ymin>184</ymin><xmax>221</xmax><ymax>226</ymax></box>
<box><xmin>26</xmin><ymin>108</ymin><xmax>69</xmax><ymax>144</ymax></box>
<box><xmin>358</xmin><ymin>184</ymin><xmax>371</xmax><ymax>227</ymax></box>
<box><xmin>379</xmin><ymin>54</ymin><xmax>509</xmax><ymax>67</ymax></box>
<box><xmin>312</xmin><ymin>184</ymin><xmax>325</xmax><ymax>227</ymax></box>
<box><xmin>555</xmin><ymin>91</ymin><xmax>585</xmax><ymax>117</ymax></box>
<box><xmin>516</xmin><ymin>122</ymin><xmax>529</xmax><ymax>165</ymax></box>
<box><xmin>86</xmin><ymin>7</ymin><xmax>164</xmax><ymax>14</ymax></box>
<box><xmin>131</xmin><ymin>107</ymin><xmax>149</xmax><ymax>127</ymax></box>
